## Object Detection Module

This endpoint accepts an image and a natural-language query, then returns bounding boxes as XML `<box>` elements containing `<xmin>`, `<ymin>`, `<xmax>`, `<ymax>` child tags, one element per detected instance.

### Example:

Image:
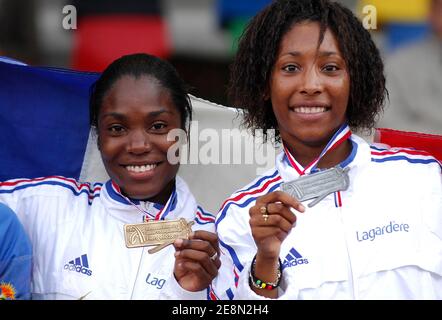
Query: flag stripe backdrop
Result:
<box><xmin>0</xmin><ymin>57</ymin><xmax>99</xmax><ymax>181</ymax></box>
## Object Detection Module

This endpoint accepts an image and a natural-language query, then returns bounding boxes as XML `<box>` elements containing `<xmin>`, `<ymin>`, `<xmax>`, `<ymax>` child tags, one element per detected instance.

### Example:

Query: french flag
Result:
<box><xmin>0</xmin><ymin>56</ymin><xmax>100</xmax><ymax>182</ymax></box>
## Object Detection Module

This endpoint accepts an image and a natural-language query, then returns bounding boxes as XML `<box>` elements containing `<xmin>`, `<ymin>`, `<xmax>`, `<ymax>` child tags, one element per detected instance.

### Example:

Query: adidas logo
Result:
<box><xmin>282</xmin><ymin>247</ymin><xmax>309</xmax><ymax>269</ymax></box>
<box><xmin>64</xmin><ymin>254</ymin><xmax>93</xmax><ymax>276</ymax></box>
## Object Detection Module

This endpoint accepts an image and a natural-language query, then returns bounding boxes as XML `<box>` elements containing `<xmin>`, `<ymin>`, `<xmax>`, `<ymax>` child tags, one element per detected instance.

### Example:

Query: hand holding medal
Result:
<box><xmin>250</xmin><ymin>191</ymin><xmax>305</xmax><ymax>260</ymax></box>
<box><xmin>248</xmin><ymin>191</ymin><xmax>305</xmax><ymax>297</ymax></box>
<box><xmin>124</xmin><ymin>216</ymin><xmax>220</xmax><ymax>292</ymax></box>
<box><xmin>172</xmin><ymin>230</ymin><xmax>221</xmax><ymax>292</ymax></box>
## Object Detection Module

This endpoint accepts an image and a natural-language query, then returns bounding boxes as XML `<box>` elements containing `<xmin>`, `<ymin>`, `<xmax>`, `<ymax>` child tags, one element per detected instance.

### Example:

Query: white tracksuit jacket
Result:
<box><xmin>213</xmin><ymin>134</ymin><xmax>442</xmax><ymax>300</ymax></box>
<box><xmin>0</xmin><ymin>176</ymin><xmax>215</xmax><ymax>300</ymax></box>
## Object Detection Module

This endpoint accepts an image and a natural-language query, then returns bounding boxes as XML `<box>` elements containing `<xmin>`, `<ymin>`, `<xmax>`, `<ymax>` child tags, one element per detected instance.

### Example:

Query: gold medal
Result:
<box><xmin>124</xmin><ymin>218</ymin><xmax>194</xmax><ymax>253</ymax></box>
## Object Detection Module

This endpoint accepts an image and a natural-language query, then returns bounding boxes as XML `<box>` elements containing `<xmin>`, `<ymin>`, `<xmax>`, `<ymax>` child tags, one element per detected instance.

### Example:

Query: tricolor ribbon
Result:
<box><xmin>111</xmin><ymin>181</ymin><xmax>177</xmax><ymax>221</ymax></box>
<box><xmin>283</xmin><ymin>123</ymin><xmax>352</xmax><ymax>176</ymax></box>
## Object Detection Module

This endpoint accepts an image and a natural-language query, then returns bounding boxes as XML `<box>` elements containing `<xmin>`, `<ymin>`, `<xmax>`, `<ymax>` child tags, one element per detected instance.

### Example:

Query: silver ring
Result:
<box><xmin>210</xmin><ymin>252</ymin><xmax>218</xmax><ymax>261</ymax></box>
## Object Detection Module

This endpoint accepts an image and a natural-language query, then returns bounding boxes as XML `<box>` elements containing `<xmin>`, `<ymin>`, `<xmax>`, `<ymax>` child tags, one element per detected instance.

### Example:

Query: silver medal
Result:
<box><xmin>281</xmin><ymin>166</ymin><xmax>350</xmax><ymax>207</ymax></box>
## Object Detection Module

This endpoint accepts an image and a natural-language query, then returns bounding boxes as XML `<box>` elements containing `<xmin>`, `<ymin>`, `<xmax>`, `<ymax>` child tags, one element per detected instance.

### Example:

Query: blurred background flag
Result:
<box><xmin>0</xmin><ymin>56</ymin><xmax>99</xmax><ymax>181</ymax></box>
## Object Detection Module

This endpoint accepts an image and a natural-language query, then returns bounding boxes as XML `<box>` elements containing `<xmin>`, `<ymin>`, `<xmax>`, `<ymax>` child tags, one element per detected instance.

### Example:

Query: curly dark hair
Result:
<box><xmin>228</xmin><ymin>0</ymin><xmax>387</xmax><ymax>142</ymax></box>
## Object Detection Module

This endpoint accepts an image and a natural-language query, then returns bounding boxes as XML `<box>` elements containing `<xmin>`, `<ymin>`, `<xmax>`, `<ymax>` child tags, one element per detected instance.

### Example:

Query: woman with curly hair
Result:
<box><xmin>213</xmin><ymin>0</ymin><xmax>442</xmax><ymax>299</ymax></box>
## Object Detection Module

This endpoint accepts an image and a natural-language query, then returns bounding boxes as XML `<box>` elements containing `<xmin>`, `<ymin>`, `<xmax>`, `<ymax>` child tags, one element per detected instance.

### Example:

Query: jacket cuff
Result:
<box><xmin>163</xmin><ymin>274</ymin><xmax>208</xmax><ymax>300</ymax></box>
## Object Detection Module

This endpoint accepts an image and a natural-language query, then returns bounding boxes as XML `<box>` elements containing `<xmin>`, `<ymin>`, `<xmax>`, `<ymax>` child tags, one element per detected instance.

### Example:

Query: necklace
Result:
<box><xmin>111</xmin><ymin>181</ymin><xmax>177</xmax><ymax>222</ymax></box>
<box><xmin>281</xmin><ymin>123</ymin><xmax>352</xmax><ymax>208</ymax></box>
<box><xmin>283</xmin><ymin>122</ymin><xmax>352</xmax><ymax>176</ymax></box>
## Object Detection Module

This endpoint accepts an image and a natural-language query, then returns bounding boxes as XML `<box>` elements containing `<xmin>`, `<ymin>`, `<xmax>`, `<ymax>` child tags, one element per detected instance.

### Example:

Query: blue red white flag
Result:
<box><xmin>0</xmin><ymin>56</ymin><xmax>99</xmax><ymax>181</ymax></box>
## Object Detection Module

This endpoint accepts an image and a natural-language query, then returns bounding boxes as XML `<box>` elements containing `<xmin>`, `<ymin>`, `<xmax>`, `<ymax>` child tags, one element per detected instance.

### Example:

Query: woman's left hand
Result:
<box><xmin>173</xmin><ymin>230</ymin><xmax>220</xmax><ymax>292</ymax></box>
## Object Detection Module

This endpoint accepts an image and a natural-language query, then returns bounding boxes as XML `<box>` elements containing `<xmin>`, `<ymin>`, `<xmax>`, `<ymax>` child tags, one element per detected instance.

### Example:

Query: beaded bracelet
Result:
<box><xmin>249</xmin><ymin>255</ymin><xmax>282</xmax><ymax>290</ymax></box>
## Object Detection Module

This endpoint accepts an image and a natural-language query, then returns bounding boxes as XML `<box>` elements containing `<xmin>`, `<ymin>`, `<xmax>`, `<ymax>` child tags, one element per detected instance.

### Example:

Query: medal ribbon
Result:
<box><xmin>111</xmin><ymin>181</ymin><xmax>177</xmax><ymax>221</ymax></box>
<box><xmin>283</xmin><ymin>123</ymin><xmax>351</xmax><ymax>176</ymax></box>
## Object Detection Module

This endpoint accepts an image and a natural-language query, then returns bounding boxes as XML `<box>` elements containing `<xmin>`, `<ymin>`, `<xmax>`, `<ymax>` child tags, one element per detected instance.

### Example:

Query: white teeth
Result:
<box><xmin>294</xmin><ymin>107</ymin><xmax>327</xmax><ymax>114</ymax></box>
<box><xmin>126</xmin><ymin>164</ymin><xmax>157</xmax><ymax>173</ymax></box>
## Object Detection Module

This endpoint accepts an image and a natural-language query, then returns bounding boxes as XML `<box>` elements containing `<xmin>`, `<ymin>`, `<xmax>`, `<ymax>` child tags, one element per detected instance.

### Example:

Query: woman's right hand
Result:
<box><xmin>249</xmin><ymin>191</ymin><xmax>305</xmax><ymax>297</ymax></box>
<box><xmin>172</xmin><ymin>230</ymin><xmax>220</xmax><ymax>292</ymax></box>
<box><xmin>250</xmin><ymin>191</ymin><xmax>305</xmax><ymax>260</ymax></box>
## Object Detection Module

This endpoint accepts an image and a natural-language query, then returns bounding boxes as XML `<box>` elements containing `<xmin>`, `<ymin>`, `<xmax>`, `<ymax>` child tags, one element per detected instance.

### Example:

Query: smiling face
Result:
<box><xmin>269</xmin><ymin>21</ymin><xmax>350</xmax><ymax>152</ymax></box>
<box><xmin>98</xmin><ymin>75</ymin><xmax>182</xmax><ymax>203</ymax></box>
